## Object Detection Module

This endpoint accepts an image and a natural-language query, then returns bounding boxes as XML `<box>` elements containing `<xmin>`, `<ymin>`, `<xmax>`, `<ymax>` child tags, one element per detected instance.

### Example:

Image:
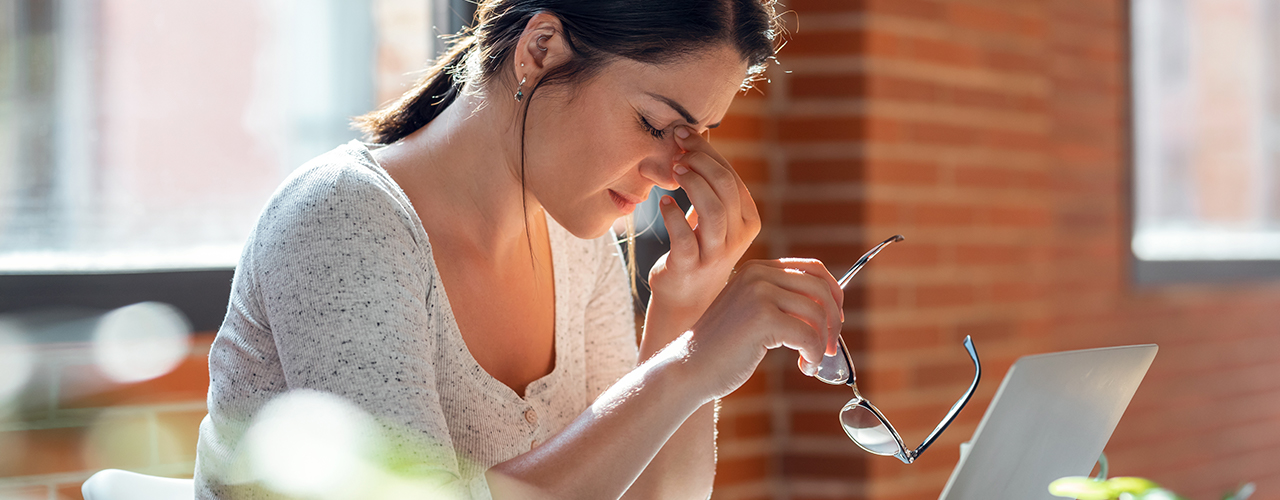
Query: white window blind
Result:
<box><xmin>0</xmin><ymin>0</ymin><xmax>433</xmax><ymax>272</ymax></box>
<box><xmin>1132</xmin><ymin>0</ymin><xmax>1280</xmax><ymax>261</ymax></box>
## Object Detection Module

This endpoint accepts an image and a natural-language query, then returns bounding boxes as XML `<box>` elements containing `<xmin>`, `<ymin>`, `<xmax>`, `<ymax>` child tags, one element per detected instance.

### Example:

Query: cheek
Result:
<box><xmin>557</xmin><ymin>131</ymin><xmax>653</xmax><ymax>185</ymax></box>
<box><xmin>524</xmin><ymin>101</ymin><xmax>672</xmax><ymax>198</ymax></box>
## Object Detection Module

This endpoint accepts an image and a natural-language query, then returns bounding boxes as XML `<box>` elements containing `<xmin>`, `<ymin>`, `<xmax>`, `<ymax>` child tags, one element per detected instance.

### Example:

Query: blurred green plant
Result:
<box><xmin>1048</xmin><ymin>453</ymin><xmax>1255</xmax><ymax>500</ymax></box>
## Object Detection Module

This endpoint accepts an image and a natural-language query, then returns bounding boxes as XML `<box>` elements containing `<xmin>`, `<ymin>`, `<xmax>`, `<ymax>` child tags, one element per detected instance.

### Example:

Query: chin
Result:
<box><xmin>546</xmin><ymin>208</ymin><xmax>615</xmax><ymax>240</ymax></box>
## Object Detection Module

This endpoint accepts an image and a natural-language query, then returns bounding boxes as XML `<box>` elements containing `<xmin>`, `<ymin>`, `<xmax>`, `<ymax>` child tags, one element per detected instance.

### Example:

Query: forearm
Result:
<box><xmin>486</xmin><ymin>335</ymin><xmax>707</xmax><ymax>500</ymax></box>
<box><xmin>621</xmin><ymin>399</ymin><xmax>715</xmax><ymax>499</ymax></box>
<box><xmin>618</xmin><ymin>305</ymin><xmax>716</xmax><ymax>499</ymax></box>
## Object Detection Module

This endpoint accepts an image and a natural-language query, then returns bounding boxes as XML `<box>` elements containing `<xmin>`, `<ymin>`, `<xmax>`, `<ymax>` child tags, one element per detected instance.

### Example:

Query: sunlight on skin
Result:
<box><xmin>92</xmin><ymin>302</ymin><xmax>191</xmax><ymax>383</ymax></box>
<box><xmin>0</xmin><ymin>320</ymin><xmax>34</xmax><ymax>406</ymax></box>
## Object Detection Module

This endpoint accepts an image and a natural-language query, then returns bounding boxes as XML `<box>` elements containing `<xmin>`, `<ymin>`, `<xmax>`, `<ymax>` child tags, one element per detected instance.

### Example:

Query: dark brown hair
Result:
<box><xmin>353</xmin><ymin>0</ymin><xmax>782</xmax><ymax>294</ymax></box>
<box><xmin>355</xmin><ymin>0</ymin><xmax>780</xmax><ymax>144</ymax></box>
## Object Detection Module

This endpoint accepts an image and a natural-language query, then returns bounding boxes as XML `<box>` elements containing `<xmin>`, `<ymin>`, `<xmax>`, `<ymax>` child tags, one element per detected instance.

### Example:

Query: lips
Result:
<box><xmin>608</xmin><ymin>189</ymin><xmax>645</xmax><ymax>214</ymax></box>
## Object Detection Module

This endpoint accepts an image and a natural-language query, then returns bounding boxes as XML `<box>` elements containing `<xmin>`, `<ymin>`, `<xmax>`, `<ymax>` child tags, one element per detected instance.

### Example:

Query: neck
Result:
<box><xmin>380</xmin><ymin>91</ymin><xmax>542</xmax><ymax>261</ymax></box>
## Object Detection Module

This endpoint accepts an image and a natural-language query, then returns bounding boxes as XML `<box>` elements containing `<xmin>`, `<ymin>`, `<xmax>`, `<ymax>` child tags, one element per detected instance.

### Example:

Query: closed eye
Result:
<box><xmin>637</xmin><ymin>114</ymin><xmax>667</xmax><ymax>140</ymax></box>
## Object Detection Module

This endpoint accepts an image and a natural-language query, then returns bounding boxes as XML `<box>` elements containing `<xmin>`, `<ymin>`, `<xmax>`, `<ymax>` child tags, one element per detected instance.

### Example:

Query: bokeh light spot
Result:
<box><xmin>243</xmin><ymin>390</ymin><xmax>377</xmax><ymax>499</ymax></box>
<box><xmin>92</xmin><ymin>302</ymin><xmax>191</xmax><ymax>383</ymax></box>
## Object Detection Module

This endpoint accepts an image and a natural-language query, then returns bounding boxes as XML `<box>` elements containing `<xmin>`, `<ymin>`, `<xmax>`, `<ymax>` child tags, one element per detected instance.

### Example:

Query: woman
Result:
<box><xmin>195</xmin><ymin>0</ymin><xmax>844</xmax><ymax>498</ymax></box>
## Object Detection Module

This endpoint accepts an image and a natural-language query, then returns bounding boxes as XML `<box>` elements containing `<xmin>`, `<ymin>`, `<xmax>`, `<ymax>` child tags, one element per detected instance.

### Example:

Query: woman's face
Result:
<box><xmin>521</xmin><ymin>45</ymin><xmax>750</xmax><ymax>239</ymax></box>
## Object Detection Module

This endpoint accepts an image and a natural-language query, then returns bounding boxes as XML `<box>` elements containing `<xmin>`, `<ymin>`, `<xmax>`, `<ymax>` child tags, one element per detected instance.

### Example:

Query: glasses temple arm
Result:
<box><xmin>909</xmin><ymin>336</ymin><xmax>981</xmax><ymax>460</ymax></box>
<box><xmin>838</xmin><ymin>234</ymin><xmax>904</xmax><ymax>289</ymax></box>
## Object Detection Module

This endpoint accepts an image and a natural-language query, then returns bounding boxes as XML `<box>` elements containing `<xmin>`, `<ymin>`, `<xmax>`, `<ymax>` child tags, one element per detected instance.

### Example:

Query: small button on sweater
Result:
<box><xmin>194</xmin><ymin>141</ymin><xmax>638</xmax><ymax>499</ymax></box>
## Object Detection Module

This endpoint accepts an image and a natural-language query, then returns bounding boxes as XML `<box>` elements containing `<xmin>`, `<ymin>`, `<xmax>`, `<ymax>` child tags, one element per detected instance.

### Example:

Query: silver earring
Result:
<box><xmin>514</xmin><ymin>76</ymin><xmax>526</xmax><ymax>102</ymax></box>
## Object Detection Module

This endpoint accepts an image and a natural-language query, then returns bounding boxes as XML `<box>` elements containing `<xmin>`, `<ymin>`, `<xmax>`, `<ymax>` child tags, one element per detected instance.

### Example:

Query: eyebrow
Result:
<box><xmin>647</xmin><ymin>92</ymin><xmax>721</xmax><ymax>129</ymax></box>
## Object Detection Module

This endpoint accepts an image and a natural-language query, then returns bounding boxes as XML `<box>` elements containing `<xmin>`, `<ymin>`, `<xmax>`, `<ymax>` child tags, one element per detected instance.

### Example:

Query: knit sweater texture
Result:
<box><xmin>193</xmin><ymin>140</ymin><xmax>639</xmax><ymax>499</ymax></box>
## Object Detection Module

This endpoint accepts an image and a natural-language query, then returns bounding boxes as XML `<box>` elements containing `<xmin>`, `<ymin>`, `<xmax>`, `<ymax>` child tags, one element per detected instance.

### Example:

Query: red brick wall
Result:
<box><xmin>7</xmin><ymin>2</ymin><xmax>1280</xmax><ymax>499</ymax></box>
<box><xmin>711</xmin><ymin>0</ymin><xmax>1280</xmax><ymax>499</ymax></box>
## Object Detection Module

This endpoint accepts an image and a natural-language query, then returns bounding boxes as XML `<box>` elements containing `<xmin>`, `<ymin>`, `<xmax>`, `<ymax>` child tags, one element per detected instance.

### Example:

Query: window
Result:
<box><xmin>1</xmin><ymin>0</ymin><xmax>451</xmax><ymax>327</ymax></box>
<box><xmin>0</xmin><ymin>0</ymin><xmax>386</xmax><ymax>272</ymax></box>
<box><xmin>1131</xmin><ymin>0</ymin><xmax>1280</xmax><ymax>282</ymax></box>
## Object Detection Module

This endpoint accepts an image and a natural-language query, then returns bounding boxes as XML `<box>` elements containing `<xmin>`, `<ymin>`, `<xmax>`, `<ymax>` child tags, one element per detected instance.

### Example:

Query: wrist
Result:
<box><xmin>646</xmin><ymin>293</ymin><xmax>707</xmax><ymax>320</ymax></box>
<box><xmin>641</xmin><ymin>297</ymin><xmax>704</xmax><ymax>356</ymax></box>
<box><xmin>645</xmin><ymin>332</ymin><xmax>715</xmax><ymax>408</ymax></box>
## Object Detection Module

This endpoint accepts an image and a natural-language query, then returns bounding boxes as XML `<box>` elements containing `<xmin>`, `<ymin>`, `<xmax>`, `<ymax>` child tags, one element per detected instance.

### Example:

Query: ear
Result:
<box><xmin>512</xmin><ymin>12</ymin><xmax>571</xmax><ymax>85</ymax></box>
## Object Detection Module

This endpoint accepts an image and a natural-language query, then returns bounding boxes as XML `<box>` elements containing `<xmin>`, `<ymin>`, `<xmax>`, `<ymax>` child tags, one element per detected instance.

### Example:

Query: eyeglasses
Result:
<box><xmin>814</xmin><ymin>235</ymin><xmax>982</xmax><ymax>464</ymax></box>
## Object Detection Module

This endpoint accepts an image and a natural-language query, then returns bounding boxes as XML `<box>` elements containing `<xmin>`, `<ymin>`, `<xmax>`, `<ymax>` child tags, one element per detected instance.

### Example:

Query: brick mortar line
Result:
<box><xmin>719</xmin><ymin>396</ymin><xmax>774</xmax><ymax>416</ymax></box>
<box><xmin>777</xmin><ymin>100</ymin><xmax>1051</xmax><ymax>133</ymax></box>
<box><xmin>794</xmin><ymin>13</ymin><xmax>1052</xmax><ymax>53</ymax></box>
<box><xmin>863</xmin><ymin>300</ymin><xmax>1058</xmax><ymax>318</ymax></box>
<box><xmin>1112</xmin><ymin>410</ymin><xmax>1280</xmax><ymax>449</ymax></box>
<box><xmin>780</xmin><ymin>183</ymin><xmax>867</xmax><ymax>199</ymax></box>
<box><xmin>779</xmin><ymin>57</ymin><xmax>1051</xmax><ymax>94</ymax></box>
<box><xmin>863</xmin><ymin>186</ymin><xmax>1063</xmax><ymax>204</ymax></box>
<box><xmin>791</xmin><ymin>22</ymin><xmax>1053</xmax><ymax>62</ymax></box>
<box><xmin>779</xmin><ymin>146</ymin><xmax>1049</xmax><ymax>166</ymax></box>
<box><xmin>861</xmin><ymin>468</ymin><xmax>962</xmax><ymax>495</ymax></box>
<box><xmin>783</xmin><ymin>11</ymin><xmax>869</xmax><ymax>33</ymax></box>
<box><xmin>868</xmin><ymin>14</ymin><xmax>1052</xmax><ymax>51</ymax></box>
<box><xmin>708</xmin><ymin>480</ymin><xmax>774</xmax><ymax>500</ymax></box>
<box><xmin>779</xmin><ymin>143</ymin><xmax>1051</xmax><ymax>166</ymax></box>
<box><xmin>781</xmin><ymin>226</ymin><xmax>1059</xmax><ymax>243</ymax></box>
<box><xmin>1</xmin><ymin>402</ymin><xmax>207</xmax><ymax>432</ymax></box>
<box><xmin>0</xmin><ymin>471</ymin><xmax>95</xmax><ymax>490</ymax></box>
<box><xmin>868</xmin><ymin>100</ymin><xmax>1050</xmax><ymax>131</ymax></box>
<box><xmin>717</xmin><ymin>437</ymin><xmax>773</xmax><ymax>458</ymax></box>
<box><xmin>703</xmin><ymin>140</ymin><xmax>766</xmax><ymax>158</ymax></box>
<box><xmin>0</xmin><ymin>462</ymin><xmax>198</xmax><ymax>489</ymax></box>
<box><xmin>783</xmin><ymin>478</ymin><xmax>873</xmax><ymax>497</ymax></box>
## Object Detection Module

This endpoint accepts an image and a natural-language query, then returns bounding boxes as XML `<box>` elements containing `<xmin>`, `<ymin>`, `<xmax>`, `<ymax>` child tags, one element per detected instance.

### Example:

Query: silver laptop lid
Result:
<box><xmin>939</xmin><ymin>344</ymin><xmax>1158</xmax><ymax>500</ymax></box>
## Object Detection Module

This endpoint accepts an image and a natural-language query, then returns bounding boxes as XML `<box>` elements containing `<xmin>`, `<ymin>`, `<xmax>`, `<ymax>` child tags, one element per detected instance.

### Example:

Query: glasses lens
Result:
<box><xmin>815</xmin><ymin>346</ymin><xmax>851</xmax><ymax>385</ymax></box>
<box><xmin>840</xmin><ymin>404</ymin><xmax>898</xmax><ymax>456</ymax></box>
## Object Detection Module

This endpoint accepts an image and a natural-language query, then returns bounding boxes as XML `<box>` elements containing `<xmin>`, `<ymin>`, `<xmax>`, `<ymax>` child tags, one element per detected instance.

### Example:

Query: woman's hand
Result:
<box><xmin>644</xmin><ymin>126</ymin><xmax>760</xmax><ymax>350</ymax></box>
<box><xmin>681</xmin><ymin>258</ymin><xmax>845</xmax><ymax>401</ymax></box>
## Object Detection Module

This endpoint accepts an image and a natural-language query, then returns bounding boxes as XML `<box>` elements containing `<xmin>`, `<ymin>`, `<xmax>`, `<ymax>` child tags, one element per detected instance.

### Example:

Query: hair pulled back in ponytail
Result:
<box><xmin>353</xmin><ymin>0</ymin><xmax>783</xmax><ymax>297</ymax></box>
<box><xmin>352</xmin><ymin>34</ymin><xmax>476</xmax><ymax>144</ymax></box>
<box><xmin>354</xmin><ymin>0</ymin><xmax>782</xmax><ymax>145</ymax></box>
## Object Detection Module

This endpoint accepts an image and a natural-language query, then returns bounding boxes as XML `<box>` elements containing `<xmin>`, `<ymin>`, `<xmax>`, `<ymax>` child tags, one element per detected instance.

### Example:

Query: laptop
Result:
<box><xmin>938</xmin><ymin>344</ymin><xmax>1158</xmax><ymax>500</ymax></box>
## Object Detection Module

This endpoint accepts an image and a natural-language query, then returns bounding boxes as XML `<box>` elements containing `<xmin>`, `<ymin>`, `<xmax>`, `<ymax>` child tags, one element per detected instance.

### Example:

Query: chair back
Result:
<box><xmin>81</xmin><ymin>469</ymin><xmax>195</xmax><ymax>500</ymax></box>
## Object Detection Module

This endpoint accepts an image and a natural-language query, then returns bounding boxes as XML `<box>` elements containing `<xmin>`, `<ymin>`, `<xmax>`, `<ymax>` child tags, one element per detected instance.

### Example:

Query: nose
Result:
<box><xmin>639</xmin><ymin>142</ymin><xmax>682</xmax><ymax>191</ymax></box>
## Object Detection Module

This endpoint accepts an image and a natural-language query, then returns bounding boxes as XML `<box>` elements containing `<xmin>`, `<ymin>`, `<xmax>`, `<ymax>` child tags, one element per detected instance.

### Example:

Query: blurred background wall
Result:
<box><xmin>2</xmin><ymin>0</ymin><xmax>1279</xmax><ymax>499</ymax></box>
<box><xmin>707</xmin><ymin>0</ymin><xmax>1280</xmax><ymax>499</ymax></box>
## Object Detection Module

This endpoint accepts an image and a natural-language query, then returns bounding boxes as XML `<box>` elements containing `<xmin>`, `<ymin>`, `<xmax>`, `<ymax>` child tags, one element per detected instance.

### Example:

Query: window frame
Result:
<box><xmin>1</xmin><ymin>0</ymin><xmax>475</xmax><ymax>331</ymax></box>
<box><xmin>1127</xmin><ymin>0</ymin><xmax>1280</xmax><ymax>286</ymax></box>
<box><xmin>0</xmin><ymin>270</ymin><xmax>235</xmax><ymax>332</ymax></box>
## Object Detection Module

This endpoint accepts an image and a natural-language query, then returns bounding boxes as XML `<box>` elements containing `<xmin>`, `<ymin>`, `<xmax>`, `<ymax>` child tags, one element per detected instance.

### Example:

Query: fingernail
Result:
<box><xmin>675</xmin><ymin>127</ymin><xmax>691</xmax><ymax>139</ymax></box>
<box><xmin>661</xmin><ymin>196</ymin><xmax>673</xmax><ymax>206</ymax></box>
<box><xmin>801</xmin><ymin>359</ymin><xmax>817</xmax><ymax>376</ymax></box>
<box><xmin>674</xmin><ymin>164</ymin><xmax>689</xmax><ymax>175</ymax></box>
